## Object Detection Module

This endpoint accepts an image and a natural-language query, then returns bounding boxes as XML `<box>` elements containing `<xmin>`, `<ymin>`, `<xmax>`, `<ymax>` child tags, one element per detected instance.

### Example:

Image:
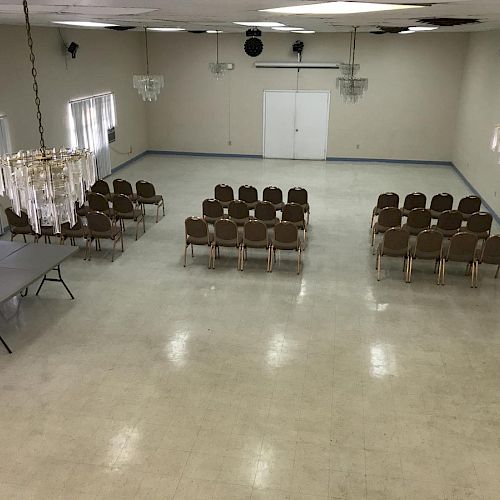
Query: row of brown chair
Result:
<box><xmin>372</xmin><ymin>192</ymin><xmax>482</xmax><ymax>228</ymax></box>
<box><xmin>376</xmin><ymin>228</ymin><xmax>500</xmax><ymax>287</ymax></box>
<box><xmin>215</xmin><ymin>184</ymin><xmax>310</xmax><ymax>225</ymax></box>
<box><xmin>184</xmin><ymin>217</ymin><xmax>303</xmax><ymax>274</ymax></box>
<box><xmin>371</xmin><ymin>207</ymin><xmax>492</xmax><ymax>246</ymax></box>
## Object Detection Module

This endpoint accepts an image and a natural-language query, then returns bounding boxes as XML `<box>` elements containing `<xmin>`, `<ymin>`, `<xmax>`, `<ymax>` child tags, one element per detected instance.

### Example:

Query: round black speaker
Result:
<box><xmin>244</xmin><ymin>37</ymin><xmax>263</xmax><ymax>57</ymax></box>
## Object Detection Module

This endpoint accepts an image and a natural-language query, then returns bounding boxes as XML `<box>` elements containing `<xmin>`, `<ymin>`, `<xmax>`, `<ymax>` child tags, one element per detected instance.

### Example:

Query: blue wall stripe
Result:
<box><xmin>326</xmin><ymin>156</ymin><xmax>454</xmax><ymax>167</ymax></box>
<box><xmin>147</xmin><ymin>150</ymin><xmax>263</xmax><ymax>159</ymax></box>
<box><xmin>111</xmin><ymin>150</ymin><xmax>148</xmax><ymax>174</ymax></box>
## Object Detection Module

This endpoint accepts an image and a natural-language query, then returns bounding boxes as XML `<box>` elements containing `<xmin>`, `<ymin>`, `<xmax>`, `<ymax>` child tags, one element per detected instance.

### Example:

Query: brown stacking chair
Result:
<box><xmin>402</xmin><ymin>208</ymin><xmax>431</xmax><ymax>236</ymax></box>
<box><xmin>113</xmin><ymin>194</ymin><xmax>145</xmax><ymax>240</ymax></box>
<box><xmin>270</xmin><ymin>221</ymin><xmax>302</xmax><ymax>274</ymax></box>
<box><xmin>376</xmin><ymin>228</ymin><xmax>410</xmax><ymax>282</ymax></box>
<box><xmin>432</xmin><ymin>210</ymin><xmax>463</xmax><ymax>238</ymax></box>
<box><xmin>215</xmin><ymin>184</ymin><xmax>234</xmax><ymax>209</ymax></box>
<box><xmin>288</xmin><ymin>187</ymin><xmax>309</xmax><ymax>225</ymax></box>
<box><xmin>429</xmin><ymin>193</ymin><xmax>453</xmax><ymax>219</ymax></box>
<box><xmin>401</xmin><ymin>192</ymin><xmax>426</xmax><ymax>217</ymax></box>
<box><xmin>38</xmin><ymin>225</ymin><xmax>58</xmax><ymax>244</ymax></box>
<box><xmin>212</xmin><ymin>219</ymin><xmax>242</xmax><ymax>269</ymax></box>
<box><xmin>476</xmin><ymin>235</ymin><xmax>500</xmax><ymax>284</ymax></box>
<box><xmin>5</xmin><ymin>208</ymin><xmax>36</xmax><ymax>242</ymax></box>
<box><xmin>458</xmin><ymin>195</ymin><xmax>481</xmax><ymax>221</ymax></box>
<box><xmin>241</xmin><ymin>220</ymin><xmax>271</xmax><ymax>271</ymax></box>
<box><xmin>91</xmin><ymin>179</ymin><xmax>112</xmax><ymax>201</ymax></box>
<box><xmin>228</xmin><ymin>200</ymin><xmax>251</xmax><ymax>226</ymax></box>
<box><xmin>60</xmin><ymin>217</ymin><xmax>88</xmax><ymax>246</ymax></box>
<box><xmin>441</xmin><ymin>232</ymin><xmax>478</xmax><ymax>287</ymax></box>
<box><xmin>136</xmin><ymin>181</ymin><xmax>165</xmax><ymax>223</ymax></box>
<box><xmin>282</xmin><ymin>203</ymin><xmax>306</xmax><ymax>240</ymax></box>
<box><xmin>88</xmin><ymin>192</ymin><xmax>113</xmax><ymax>218</ymax></box>
<box><xmin>408</xmin><ymin>229</ymin><xmax>443</xmax><ymax>284</ymax></box>
<box><xmin>113</xmin><ymin>179</ymin><xmax>138</xmax><ymax>202</ymax></box>
<box><xmin>85</xmin><ymin>211</ymin><xmax>123</xmax><ymax>262</ymax></box>
<box><xmin>459</xmin><ymin>212</ymin><xmax>492</xmax><ymax>240</ymax></box>
<box><xmin>75</xmin><ymin>200</ymin><xmax>89</xmax><ymax>217</ymax></box>
<box><xmin>263</xmin><ymin>186</ymin><xmax>284</xmax><ymax>212</ymax></box>
<box><xmin>202</xmin><ymin>198</ymin><xmax>224</xmax><ymax>225</ymax></box>
<box><xmin>371</xmin><ymin>192</ymin><xmax>399</xmax><ymax>228</ymax></box>
<box><xmin>371</xmin><ymin>206</ymin><xmax>401</xmax><ymax>247</ymax></box>
<box><xmin>184</xmin><ymin>217</ymin><xmax>212</xmax><ymax>268</ymax></box>
<box><xmin>238</xmin><ymin>185</ymin><xmax>259</xmax><ymax>210</ymax></box>
<box><xmin>255</xmin><ymin>201</ymin><xmax>279</xmax><ymax>228</ymax></box>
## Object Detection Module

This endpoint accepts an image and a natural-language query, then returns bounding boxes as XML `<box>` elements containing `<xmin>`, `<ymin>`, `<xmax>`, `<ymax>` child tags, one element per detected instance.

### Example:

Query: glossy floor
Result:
<box><xmin>1</xmin><ymin>156</ymin><xmax>500</xmax><ymax>499</ymax></box>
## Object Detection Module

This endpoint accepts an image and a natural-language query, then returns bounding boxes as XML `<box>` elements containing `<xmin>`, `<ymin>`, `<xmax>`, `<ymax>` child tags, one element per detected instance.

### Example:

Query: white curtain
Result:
<box><xmin>69</xmin><ymin>93</ymin><xmax>115</xmax><ymax>178</ymax></box>
<box><xmin>0</xmin><ymin>116</ymin><xmax>12</xmax><ymax>233</ymax></box>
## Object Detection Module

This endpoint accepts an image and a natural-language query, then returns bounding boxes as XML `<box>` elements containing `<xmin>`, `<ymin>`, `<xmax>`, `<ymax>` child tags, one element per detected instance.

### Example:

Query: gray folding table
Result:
<box><xmin>0</xmin><ymin>242</ymin><xmax>77</xmax><ymax>353</ymax></box>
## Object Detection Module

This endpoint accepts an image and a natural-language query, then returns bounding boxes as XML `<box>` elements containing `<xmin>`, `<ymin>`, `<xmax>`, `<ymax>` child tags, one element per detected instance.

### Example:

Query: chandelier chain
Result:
<box><xmin>23</xmin><ymin>0</ymin><xmax>46</xmax><ymax>154</ymax></box>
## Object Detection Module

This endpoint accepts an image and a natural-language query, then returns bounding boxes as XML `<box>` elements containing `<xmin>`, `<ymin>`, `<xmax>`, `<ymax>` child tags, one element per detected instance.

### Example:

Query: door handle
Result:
<box><xmin>295</xmin><ymin>129</ymin><xmax>299</xmax><ymax>132</ymax></box>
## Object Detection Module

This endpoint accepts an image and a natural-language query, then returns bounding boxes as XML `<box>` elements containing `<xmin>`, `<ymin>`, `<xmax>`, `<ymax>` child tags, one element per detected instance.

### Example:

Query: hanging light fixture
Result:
<box><xmin>0</xmin><ymin>0</ymin><xmax>96</xmax><ymax>235</ymax></box>
<box><xmin>336</xmin><ymin>27</ymin><xmax>368</xmax><ymax>104</ymax></box>
<box><xmin>209</xmin><ymin>31</ymin><xmax>226</xmax><ymax>80</ymax></box>
<box><xmin>133</xmin><ymin>28</ymin><xmax>164</xmax><ymax>101</ymax></box>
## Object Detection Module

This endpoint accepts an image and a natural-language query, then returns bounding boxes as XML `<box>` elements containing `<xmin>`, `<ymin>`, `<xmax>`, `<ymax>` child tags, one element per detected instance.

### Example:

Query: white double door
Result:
<box><xmin>263</xmin><ymin>90</ymin><xmax>330</xmax><ymax>160</ymax></box>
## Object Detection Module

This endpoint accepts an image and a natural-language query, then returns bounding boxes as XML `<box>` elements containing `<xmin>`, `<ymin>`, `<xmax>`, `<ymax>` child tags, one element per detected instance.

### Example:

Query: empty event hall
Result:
<box><xmin>1</xmin><ymin>0</ymin><xmax>500</xmax><ymax>498</ymax></box>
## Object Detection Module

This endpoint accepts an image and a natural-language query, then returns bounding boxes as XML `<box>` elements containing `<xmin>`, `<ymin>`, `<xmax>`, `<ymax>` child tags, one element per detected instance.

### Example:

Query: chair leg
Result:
<box><xmin>371</xmin><ymin>228</ymin><xmax>375</xmax><ymax>247</ymax></box>
<box><xmin>208</xmin><ymin>244</ymin><xmax>212</xmax><ymax>269</ymax></box>
<box><xmin>440</xmin><ymin>260</ymin><xmax>446</xmax><ymax>285</ymax></box>
<box><xmin>370</xmin><ymin>212</ymin><xmax>375</xmax><ymax>229</ymax></box>
<box><xmin>162</xmin><ymin>199</ymin><xmax>165</xmax><ymax>216</ymax></box>
<box><xmin>269</xmin><ymin>246</ymin><xmax>274</xmax><ymax>272</ymax></box>
<box><xmin>191</xmin><ymin>244</ymin><xmax>194</xmax><ymax>258</ymax></box>
<box><xmin>121</xmin><ymin>232</ymin><xmax>124</xmax><ymax>252</ymax></box>
<box><xmin>376</xmin><ymin>253</ymin><xmax>381</xmax><ymax>281</ymax></box>
<box><xmin>135</xmin><ymin>220</ymin><xmax>139</xmax><ymax>241</ymax></box>
<box><xmin>474</xmin><ymin>262</ymin><xmax>479</xmax><ymax>288</ymax></box>
<box><xmin>212</xmin><ymin>244</ymin><xmax>216</xmax><ymax>269</ymax></box>
<box><xmin>112</xmin><ymin>238</ymin><xmax>116</xmax><ymax>262</ymax></box>
<box><xmin>23</xmin><ymin>234</ymin><xmax>26</xmax><ymax>243</ymax></box>
<box><xmin>297</xmin><ymin>248</ymin><xmax>302</xmax><ymax>275</ymax></box>
<box><xmin>495</xmin><ymin>265</ymin><xmax>499</xmax><ymax>279</ymax></box>
<box><xmin>184</xmin><ymin>244</ymin><xmax>188</xmax><ymax>267</ymax></box>
<box><xmin>86</xmin><ymin>238</ymin><xmax>92</xmax><ymax>261</ymax></box>
<box><xmin>239</xmin><ymin>245</ymin><xmax>244</xmax><ymax>271</ymax></box>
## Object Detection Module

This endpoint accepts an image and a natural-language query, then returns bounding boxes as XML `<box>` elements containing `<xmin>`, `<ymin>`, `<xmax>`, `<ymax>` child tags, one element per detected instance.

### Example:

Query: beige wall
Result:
<box><xmin>146</xmin><ymin>32</ymin><xmax>467</xmax><ymax>161</ymax></box>
<box><xmin>453</xmin><ymin>31</ymin><xmax>500</xmax><ymax>215</ymax></box>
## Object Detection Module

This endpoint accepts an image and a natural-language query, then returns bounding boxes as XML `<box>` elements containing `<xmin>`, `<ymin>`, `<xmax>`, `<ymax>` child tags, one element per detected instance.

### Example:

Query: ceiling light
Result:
<box><xmin>272</xmin><ymin>26</ymin><xmax>304</xmax><ymax>31</ymax></box>
<box><xmin>207</xmin><ymin>30</ymin><xmax>223</xmax><ymax>33</ymax></box>
<box><xmin>399</xmin><ymin>30</ymin><xmax>415</xmax><ymax>34</ymax></box>
<box><xmin>408</xmin><ymin>26</ymin><xmax>438</xmax><ymax>31</ymax></box>
<box><xmin>261</xmin><ymin>2</ymin><xmax>424</xmax><ymax>15</ymax></box>
<box><xmin>147</xmin><ymin>27</ymin><xmax>185</xmax><ymax>32</ymax></box>
<box><xmin>53</xmin><ymin>21</ymin><xmax>118</xmax><ymax>28</ymax></box>
<box><xmin>234</xmin><ymin>22</ymin><xmax>285</xmax><ymax>27</ymax></box>
<box><xmin>293</xmin><ymin>30</ymin><xmax>315</xmax><ymax>34</ymax></box>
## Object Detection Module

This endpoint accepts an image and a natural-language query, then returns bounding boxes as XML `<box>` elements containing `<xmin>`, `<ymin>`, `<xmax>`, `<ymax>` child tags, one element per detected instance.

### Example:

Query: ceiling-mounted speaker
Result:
<box><xmin>67</xmin><ymin>42</ymin><xmax>79</xmax><ymax>59</ymax></box>
<box><xmin>246</xmin><ymin>28</ymin><xmax>262</xmax><ymax>37</ymax></box>
<box><xmin>292</xmin><ymin>40</ymin><xmax>304</xmax><ymax>54</ymax></box>
<box><xmin>244</xmin><ymin>37</ymin><xmax>263</xmax><ymax>57</ymax></box>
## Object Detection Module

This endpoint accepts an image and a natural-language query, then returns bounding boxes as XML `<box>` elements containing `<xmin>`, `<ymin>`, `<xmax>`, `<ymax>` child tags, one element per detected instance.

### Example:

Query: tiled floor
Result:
<box><xmin>1</xmin><ymin>155</ymin><xmax>500</xmax><ymax>499</ymax></box>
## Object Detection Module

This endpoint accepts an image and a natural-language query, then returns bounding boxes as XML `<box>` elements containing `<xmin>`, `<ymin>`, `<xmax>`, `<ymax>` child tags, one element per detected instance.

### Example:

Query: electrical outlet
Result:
<box><xmin>356</xmin><ymin>144</ymin><xmax>360</xmax><ymax>150</ymax></box>
<box><xmin>228</xmin><ymin>140</ymin><xmax>232</xmax><ymax>146</ymax></box>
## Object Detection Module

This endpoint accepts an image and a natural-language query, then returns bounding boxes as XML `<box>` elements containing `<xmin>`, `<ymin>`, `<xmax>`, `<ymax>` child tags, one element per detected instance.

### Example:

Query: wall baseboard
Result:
<box><xmin>147</xmin><ymin>150</ymin><xmax>263</xmax><ymax>159</ymax></box>
<box><xmin>111</xmin><ymin>150</ymin><xmax>149</xmax><ymax>173</ymax></box>
<box><xmin>327</xmin><ymin>156</ymin><xmax>454</xmax><ymax>167</ymax></box>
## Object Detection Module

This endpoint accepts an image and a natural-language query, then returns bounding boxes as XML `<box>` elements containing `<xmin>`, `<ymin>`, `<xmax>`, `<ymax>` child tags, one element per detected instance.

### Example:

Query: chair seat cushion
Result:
<box><xmin>430</xmin><ymin>210</ymin><xmax>445</xmax><ymax>219</ymax></box>
<box><xmin>260</xmin><ymin>218</ymin><xmax>279</xmax><ymax>227</ymax></box>
<box><xmin>272</xmin><ymin>241</ymin><xmax>301</xmax><ymax>251</ymax></box>
<box><xmin>138</xmin><ymin>195</ymin><xmax>163</xmax><ymax>204</ymax></box>
<box><xmin>214</xmin><ymin>234</ymin><xmax>242</xmax><ymax>246</ymax></box>
<box><xmin>117</xmin><ymin>209</ymin><xmax>143</xmax><ymax>220</ymax></box>
<box><xmin>12</xmin><ymin>226</ymin><xmax>33</xmax><ymax>235</ymax></box>
<box><xmin>91</xmin><ymin>226</ymin><xmax>121</xmax><ymax>239</ymax></box>
<box><xmin>244</xmin><ymin>239</ymin><xmax>270</xmax><ymax>249</ymax></box>
<box><xmin>187</xmin><ymin>234</ymin><xmax>212</xmax><ymax>245</ymax></box>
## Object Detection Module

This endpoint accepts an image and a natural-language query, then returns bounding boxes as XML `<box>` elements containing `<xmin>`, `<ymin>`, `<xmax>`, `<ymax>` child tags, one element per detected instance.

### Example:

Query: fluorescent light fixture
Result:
<box><xmin>261</xmin><ymin>2</ymin><xmax>424</xmax><ymax>15</ymax></box>
<box><xmin>53</xmin><ymin>21</ymin><xmax>118</xmax><ymax>28</ymax></box>
<box><xmin>399</xmin><ymin>30</ymin><xmax>415</xmax><ymax>34</ymax></box>
<box><xmin>292</xmin><ymin>30</ymin><xmax>315</xmax><ymax>33</ymax></box>
<box><xmin>408</xmin><ymin>26</ymin><xmax>438</xmax><ymax>31</ymax></box>
<box><xmin>272</xmin><ymin>26</ymin><xmax>304</xmax><ymax>31</ymax></box>
<box><xmin>234</xmin><ymin>21</ymin><xmax>285</xmax><ymax>27</ymax></box>
<box><xmin>147</xmin><ymin>27</ymin><xmax>186</xmax><ymax>32</ymax></box>
<box><xmin>207</xmin><ymin>30</ymin><xmax>223</xmax><ymax>33</ymax></box>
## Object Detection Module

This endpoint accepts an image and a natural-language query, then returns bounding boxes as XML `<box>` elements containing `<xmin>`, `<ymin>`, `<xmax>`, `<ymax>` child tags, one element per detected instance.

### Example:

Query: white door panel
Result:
<box><xmin>263</xmin><ymin>91</ymin><xmax>296</xmax><ymax>159</ymax></box>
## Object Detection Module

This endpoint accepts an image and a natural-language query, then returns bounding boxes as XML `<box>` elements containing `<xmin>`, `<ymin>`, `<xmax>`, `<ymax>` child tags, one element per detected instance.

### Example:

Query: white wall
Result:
<box><xmin>146</xmin><ymin>32</ymin><xmax>467</xmax><ymax>161</ymax></box>
<box><xmin>453</xmin><ymin>31</ymin><xmax>500</xmax><ymax>216</ymax></box>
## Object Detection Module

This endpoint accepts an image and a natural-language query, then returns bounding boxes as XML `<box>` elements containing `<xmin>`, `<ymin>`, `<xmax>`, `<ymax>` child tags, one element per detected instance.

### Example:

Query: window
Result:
<box><xmin>68</xmin><ymin>93</ymin><xmax>116</xmax><ymax>178</ymax></box>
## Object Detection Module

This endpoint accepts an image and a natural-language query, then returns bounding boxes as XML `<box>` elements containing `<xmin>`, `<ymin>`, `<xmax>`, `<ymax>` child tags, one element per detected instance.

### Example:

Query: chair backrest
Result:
<box><xmin>87</xmin><ymin>192</ymin><xmax>109</xmax><ymax>212</ymax></box>
<box><xmin>215</xmin><ymin>184</ymin><xmax>234</xmax><ymax>203</ymax></box>
<box><xmin>403</xmin><ymin>192</ymin><xmax>426</xmax><ymax>211</ymax></box>
<box><xmin>113</xmin><ymin>179</ymin><xmax>133</xmax><ymax>196</ymax></box>
<box><xmin>228</xmin><ymin>200</ymin><xmax>249</xmax><ymax>219</ymax></box>
<box><xmin>136</xmin><ymin>180</ymin><xmax>156</xmax><ymax>198</ymax></box>
<box><xmin>446</xmin><ymin>232</ymin><xmax>478</xmax><ymax>262</ymax></box>
<box><xmin>376</xmin><ymin>192</ymin><xmax>399</xmax><ymax>210</ymax></box>
<box><xmin>479</xmin><ymin>235</ymin><xmax>500</xmax><ymax>264</ymax></box>
<box><xmin>214</xmin><ymin>218</ymin><xmax>238</xmax><ymax>242</ymax></box>
<box><xmin>287</xmin><ymin>187</ymin><xmax>308</xmax><ymax>206</ymax></box>
<box><xmin>91</xmin><ymin>179</ymin><xmax>110</xmax><ymax>196</ymax></box>
<box><xmin>430</xmin><ymin>193</ymin><xmax>453</xmax><ymax>213</ymax></box>
<box><xmin>436</xmin><ymin>210</ymin><xmax>463</xmax><ymax>231</ymax></box>
<box><xmin>185</xmin><ymin>216</ymin><xmax>208</xmax><ymax>239</ymax></box>
<box><xmin>466</xmin><ymin>212</ymin><xmax>493</xmax><ymax>234</ymax></box>
<box><xmin>255</xmin><ymin>201</ymin><xmax>276</xmax><ymax>222</ymax></box>
<box><xmin>282</xmin><ymin>203</ymin><xmax>304</xmax><ymax>224</ymax></box>
<box><xmin>5</xmin><ymin>207</ymin><xmax>30</xmax><ymax>227</ymax></box>
<box><xmin>113</xmin><ymin>194</ymin><xmax>134</xmax><ymax>214</ymax></box>
<box><xmin>263</xmin><ymin>186</ymin><xmax>283</xmax><ymax>205</ymax></box>
<box><xmin>238</xmin><ymin>185</ymin><xmax>258</xmax><ymax>204</ymax></box>
<box><xmin>406</xmin><ymin>208</ymin><xmax>431</xmax><ymax>230</ymax></box>
<box><xmin>202</xmin><ymin>198</ymin><xmax>223</xmax><ymax>219</ymax></box>
<box><xmin>274</xmin><ymin>221</ymin><xmax>299</xmax><ymax>246</ymax></box>
<box><xmin>413</xmin><ymin>229</ymin><xmax>443</xmax><ymax>259</ymax></box>
<box><xmin>377</xmin><ymin>206</ymin><xmax>402</xmax><ymax>228</ymax></box>
<box><xmin>87</xmin><ymin>211</ymin><xmax>112</xmax><ymax>233</ymax></box>
<box><xmin>244</xmin><ymin>220</ymin><xmax>268</xmax><ymax>243</ymax></box>
<box><xmin>458</xmin><ymin>195</ymin><xmax>481</xmax><ymax>215</ymax></box>
<box><xmin>381</xmin><ymin>228</ymin><xmax>410</xmax><ymax>256</ymax></box>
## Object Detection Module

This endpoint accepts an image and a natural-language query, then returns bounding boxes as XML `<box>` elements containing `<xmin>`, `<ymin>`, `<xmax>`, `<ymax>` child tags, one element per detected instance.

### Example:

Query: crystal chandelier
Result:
<box><xmin>0</xmin><ymin>0</ymin><xmax>96</xmax><ymax>235</ymax></box>
<box><xmin>133</xmin><ymin>28</ymin><xmax>164</xmax><ymax>101</ymax></box>
<box><xmin>336</xmin><ymin>27</ymin><xmax>368</xmax><ymax>104</ymax></box>
<box><xmin>209</xmin><ymin>31</ymin><xmax>226</xmax><ymax>80</ymax></box>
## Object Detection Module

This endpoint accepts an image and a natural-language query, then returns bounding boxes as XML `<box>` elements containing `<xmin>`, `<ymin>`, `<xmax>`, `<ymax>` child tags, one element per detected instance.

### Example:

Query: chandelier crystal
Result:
<box><xmin>0</xmin><ymin>0</ymin><xmax>97</xmax><ymax>236</ymax></box>
<box><xmin>209</xmin><ymin>31</ymin><xmax>226</xmax><ymax>80</ymax></box>
<box><xmin>336</xmin><ymin>27</ymin><xmax>368</xmax><ymax>104</ymax></box>
<box><xmin>133</xmin><ymin>28</ymin><xmax>165</xmax><ymax>101</ymax></box>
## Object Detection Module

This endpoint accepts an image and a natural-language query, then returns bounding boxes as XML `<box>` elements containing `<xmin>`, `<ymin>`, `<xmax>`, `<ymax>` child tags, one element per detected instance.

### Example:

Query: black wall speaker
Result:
<box><xmin>244</xmin><ymin>37</ymin><xmax>263</xmax><ymax>57</ymax></box>
<box><xmin>67</xmin><ymin>42</ymin><xmax>79</xmax><ymax>59</ymax></box>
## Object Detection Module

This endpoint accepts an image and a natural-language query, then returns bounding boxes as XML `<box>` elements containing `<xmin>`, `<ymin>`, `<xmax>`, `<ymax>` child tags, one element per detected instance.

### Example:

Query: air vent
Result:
<box><xmin>106</xmin><ymin>26</ymin><xmax>136</xmax><ymax>31</ymax></box>
<box><xmin>371</xmin><ymin>26</ymin><xmax>408</xmax><ymax>34</ymax></box>
<box><xmin>418</xmin><ymin>17</ymin><xmax>480</xmax><ymax>27</ymax></box>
